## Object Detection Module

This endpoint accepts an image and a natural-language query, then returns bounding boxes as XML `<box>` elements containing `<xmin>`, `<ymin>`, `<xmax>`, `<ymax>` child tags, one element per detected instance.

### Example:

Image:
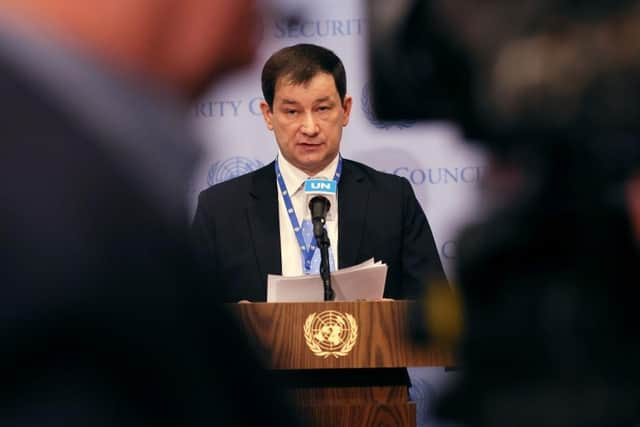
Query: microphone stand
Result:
<box><xmin>314</xmin><ymin>221</ymin><xmax>334</xmax><ymax>301</ymax></box>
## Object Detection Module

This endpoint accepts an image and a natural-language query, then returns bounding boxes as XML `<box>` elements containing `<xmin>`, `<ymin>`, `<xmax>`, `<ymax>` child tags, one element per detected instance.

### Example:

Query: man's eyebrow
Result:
<box><xmin>278</xmin><ymin>98</ymin><xmax>300</xmax><ymax>105</ymax></box>
<box><xmin>314</xmin><ymin>96</ymin><xmax>332</xmax><ymax>104</ymax></box>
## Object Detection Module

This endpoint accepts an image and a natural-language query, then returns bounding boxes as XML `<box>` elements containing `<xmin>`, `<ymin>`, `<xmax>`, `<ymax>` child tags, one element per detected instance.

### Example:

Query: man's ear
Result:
<box><xmin>259</xmin><ymin>101</ymin><xmax>274</xmax><ymax>130</ymax></box>
<box><xmin>342</xmin><ymin>96</ymin><xmax>353</xmax><ymax>127</ymax></box>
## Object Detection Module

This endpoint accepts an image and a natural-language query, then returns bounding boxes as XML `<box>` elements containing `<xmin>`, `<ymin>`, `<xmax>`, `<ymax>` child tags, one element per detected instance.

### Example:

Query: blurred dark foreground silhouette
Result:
<box><xmin>0</xmin><ymin>1</ymin><xmax>299</xmax><ymax>426</ymax></box>
<box><xmin>368</xmin><ymin>0</ymin><xmax>640</xmax><ymax>425</ymax></box>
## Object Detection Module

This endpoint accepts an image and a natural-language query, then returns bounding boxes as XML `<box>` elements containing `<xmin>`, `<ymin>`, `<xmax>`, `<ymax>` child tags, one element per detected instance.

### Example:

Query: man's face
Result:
<box><xmin>260</xmin><ymin>72</ymin><xmax>352</xmax><ymax>176</ymax></box>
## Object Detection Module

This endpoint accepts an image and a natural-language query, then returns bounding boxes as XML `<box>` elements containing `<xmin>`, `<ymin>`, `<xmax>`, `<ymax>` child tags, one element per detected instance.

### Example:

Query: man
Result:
<box><xmin>193</xmin><ymin>43</ymin><xmax>446</xmax><ymax>302</ymax></box>
<box><xmin>0</xmin><ymin>1</ymin><xmax>296</xmax><ymax>426</ymax></box>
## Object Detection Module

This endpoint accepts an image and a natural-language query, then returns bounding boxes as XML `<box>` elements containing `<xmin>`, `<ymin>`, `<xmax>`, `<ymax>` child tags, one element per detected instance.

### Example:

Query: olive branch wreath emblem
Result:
<box><xmin>303</xmin><ymin>311</ymin><xmax>358</xmax><ymax>358</ymax></box>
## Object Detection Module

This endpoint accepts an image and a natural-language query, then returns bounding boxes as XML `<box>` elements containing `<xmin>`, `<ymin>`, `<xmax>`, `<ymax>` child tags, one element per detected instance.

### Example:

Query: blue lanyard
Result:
<box><xmin>275</xmin><ymin>156</ymin><xmax>342</xmax><ymax>273</ymax></box>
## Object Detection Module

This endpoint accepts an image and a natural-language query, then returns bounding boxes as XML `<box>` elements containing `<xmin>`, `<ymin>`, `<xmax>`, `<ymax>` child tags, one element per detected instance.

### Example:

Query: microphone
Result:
<box><xmin>304</xmin><ymin>178</ymin><xmax>337</xmax><ymax>238</ymax></box>
<box><xmin>303</xmin><ymin>178</ymin><xmax>337</xmax><ymax>301</ymax></box>
<box><xmin>304</xmin><ymin>178</ymin><xmax>337</xmax><ymax>223</ymax></box>
<box><xmin>309</xmin><ymin>196</ymin><xmax>330</xmax><ymax>238</ymax></box>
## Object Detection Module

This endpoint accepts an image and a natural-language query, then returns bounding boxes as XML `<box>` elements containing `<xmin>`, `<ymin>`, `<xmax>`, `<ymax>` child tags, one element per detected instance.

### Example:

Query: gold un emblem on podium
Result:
<box><xmin>304</xmin><ymin>310</ymin><xmax>358</xmax><ymax>358</ymax></box>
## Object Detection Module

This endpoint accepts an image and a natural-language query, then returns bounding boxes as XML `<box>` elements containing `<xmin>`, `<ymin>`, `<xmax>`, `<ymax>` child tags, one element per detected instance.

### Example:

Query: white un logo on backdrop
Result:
<box><xmin>207</xmin><ymin>157</ymin><xmax>264</xmax><ymax>186</ymax></box>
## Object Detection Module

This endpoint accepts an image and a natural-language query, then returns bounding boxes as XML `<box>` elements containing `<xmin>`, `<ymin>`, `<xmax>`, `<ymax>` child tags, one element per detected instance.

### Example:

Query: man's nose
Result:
<box><xmin>300</xmin><ymin>113</ymin><xmax>319</xmax><ymax>136</ymax></box>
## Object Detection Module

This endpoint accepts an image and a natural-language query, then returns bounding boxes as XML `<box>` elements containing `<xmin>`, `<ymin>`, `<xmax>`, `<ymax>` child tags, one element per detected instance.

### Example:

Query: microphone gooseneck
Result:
<box><xmin>308</xmin><ymin>196</ymin><xmax>334</xmax><ymax>301</ymax></box>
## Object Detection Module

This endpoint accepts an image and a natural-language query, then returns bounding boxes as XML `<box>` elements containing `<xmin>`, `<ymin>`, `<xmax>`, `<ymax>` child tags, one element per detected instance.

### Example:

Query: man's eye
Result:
<box><xmin>318</xmin><ymin>106</ymin><xmax>330</xmax><ymax>111</ymax></box>
<box><xmin>286</xmin><ymin>109</ymin><xmax>298</xmax><ymax>115</ymax></box>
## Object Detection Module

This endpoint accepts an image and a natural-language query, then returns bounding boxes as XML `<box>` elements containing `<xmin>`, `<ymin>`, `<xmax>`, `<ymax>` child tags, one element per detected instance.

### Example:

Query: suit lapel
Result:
<box><xmin>338</xmin><ymin>160</ymin><xmax>369</xmax><ymax>268</ymax></box>
<box><xmin>247</xmin><ymin>161</ymin><xmax>282</xmax><ymax>279</ymax></box>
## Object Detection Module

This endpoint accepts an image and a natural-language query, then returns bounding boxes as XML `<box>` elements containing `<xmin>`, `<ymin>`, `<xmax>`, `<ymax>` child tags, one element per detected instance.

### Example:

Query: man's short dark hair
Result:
<box><xmin>261</xmin><ymin>43</ymin><xmax>346</xmax><ymax>110</ymax></box>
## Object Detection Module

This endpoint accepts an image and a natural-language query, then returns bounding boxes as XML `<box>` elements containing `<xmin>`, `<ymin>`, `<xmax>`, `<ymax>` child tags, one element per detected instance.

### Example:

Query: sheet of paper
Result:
<box><xmin>332</xmin><ymin>263</ymin><xmax>387</xmax><ymax>301</ymax></box>
<box><xmin>266</xmin><ymin>258</ymin><xmax>388</xmax><ymax>302</ymax></box>
<box><xmin>267</xmin><ymin>274</ymin><xmax>324</xmax><ymax>302</ymax></box>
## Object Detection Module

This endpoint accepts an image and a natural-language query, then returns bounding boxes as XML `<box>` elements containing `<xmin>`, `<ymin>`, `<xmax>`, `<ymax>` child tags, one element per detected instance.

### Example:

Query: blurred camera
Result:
<box><xmin>367</xmin><ymin>0</ymin><xmax>640</xmax><ymax>149</ymax></box>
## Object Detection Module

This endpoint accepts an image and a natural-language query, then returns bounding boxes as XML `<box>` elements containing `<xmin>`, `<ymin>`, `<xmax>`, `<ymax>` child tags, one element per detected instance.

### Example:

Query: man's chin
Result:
<box><xmin>295</xmin><ymin>158</ymin><xmax>335</xmax><ymax>177</ymax></box>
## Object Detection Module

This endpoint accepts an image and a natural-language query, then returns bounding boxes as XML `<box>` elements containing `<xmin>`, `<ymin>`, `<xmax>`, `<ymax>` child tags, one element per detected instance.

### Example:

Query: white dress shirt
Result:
<box><xmin>277</xmin><ymin>152</ymin><xmax>340</xmax><ymax>276</ymax></box>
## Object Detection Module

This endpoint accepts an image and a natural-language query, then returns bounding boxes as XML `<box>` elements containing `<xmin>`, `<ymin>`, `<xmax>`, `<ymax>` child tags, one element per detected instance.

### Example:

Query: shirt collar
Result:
<box><xmin>277</xmin><ymin>151</ymin><xmax>340</xmax><ymax>196</ymax></box>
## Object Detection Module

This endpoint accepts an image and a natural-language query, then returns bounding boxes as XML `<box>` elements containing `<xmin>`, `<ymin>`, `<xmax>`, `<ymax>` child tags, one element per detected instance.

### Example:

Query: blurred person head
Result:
<box><xmin>425</xmin><ymin>0</ymin><xmax>640</xmax><ymax>234</ymax></box>
<box><xmin>0</xmin><ymin>0</ymin><xmax>259</xmax><ymax>98</ymax></box>
<box><xmin>259</xmin><ymin>43</ymin><xmax>353</xmax><ymax>176</ymax></box>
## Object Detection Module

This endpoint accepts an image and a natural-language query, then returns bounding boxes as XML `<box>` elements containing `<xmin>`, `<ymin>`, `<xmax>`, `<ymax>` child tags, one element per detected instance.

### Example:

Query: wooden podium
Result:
<box><xmin>230</xmin><ymin>300</ymin><xmax>454</xmax><ymax>427</ymax></box>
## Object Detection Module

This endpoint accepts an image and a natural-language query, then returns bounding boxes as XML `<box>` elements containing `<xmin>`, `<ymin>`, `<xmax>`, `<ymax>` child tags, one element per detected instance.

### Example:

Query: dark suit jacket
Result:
<box><xmin>193</xmin><ymin>159</ymin><xmax>446</xmax><ymax>302</ymax></box>
<box><xmin>0</xmin><ymin>49</ymin><xmax>295</xmax><ymax>427</ymax></box>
